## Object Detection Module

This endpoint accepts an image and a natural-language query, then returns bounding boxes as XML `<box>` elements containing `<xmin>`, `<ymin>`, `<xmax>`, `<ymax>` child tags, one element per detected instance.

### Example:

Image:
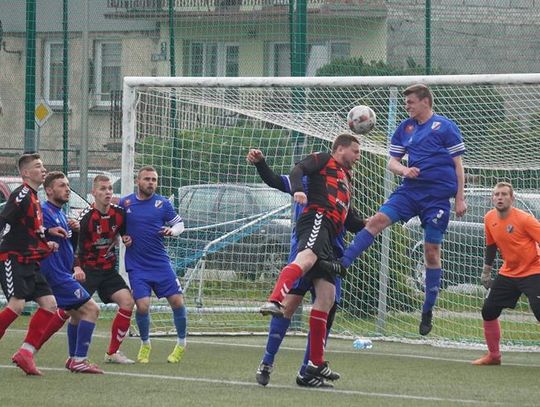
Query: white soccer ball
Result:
<box><xmin>347</xmin><ymin>105</ymin><xmax>376</xmax><ymax>135</ymax></box>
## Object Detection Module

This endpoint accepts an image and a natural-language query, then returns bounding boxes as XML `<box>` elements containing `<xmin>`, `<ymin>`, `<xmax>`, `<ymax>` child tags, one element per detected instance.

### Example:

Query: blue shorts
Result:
<box><xmin>128</xmin><ymin>269</ymin><xmax>183</xmax><ymax>300</ymax></box>
<box><xmin>289</xmin><ymin>275</ymin><xmax>342</xmax><ymax>304</ymax></box>
<box><xmin>49</xmin><ymin>279</ymin><xmax>91</xmax><ymax>310</ymax></box>
<box><xmin>380</xmin><ymin>185</ymin><xmax>451</xmax><ymax>241</ymax></box>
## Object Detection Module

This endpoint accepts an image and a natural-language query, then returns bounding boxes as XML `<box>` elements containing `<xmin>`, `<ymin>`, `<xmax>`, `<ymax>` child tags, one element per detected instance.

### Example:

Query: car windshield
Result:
<box><xmin>251</xmin><ymin>188</ymin><xmax>291</xmax><ymax>213</ymax></box>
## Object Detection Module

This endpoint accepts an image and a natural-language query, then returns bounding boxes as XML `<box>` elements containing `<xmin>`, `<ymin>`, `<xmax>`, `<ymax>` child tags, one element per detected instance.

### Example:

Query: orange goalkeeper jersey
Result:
<box><xmin>484</xmin><ymin>207</ymin><xmax>540</xmax><ymax>278</ymax></box>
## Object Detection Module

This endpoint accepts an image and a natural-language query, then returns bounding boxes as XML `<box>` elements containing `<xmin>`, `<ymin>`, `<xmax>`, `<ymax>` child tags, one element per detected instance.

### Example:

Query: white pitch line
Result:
<box><xmin>8</xmin><ymin>328</ymin><xmax>540</xmax><ymax>368</ymax></box>
<box><xmin>0</xmin><ymin>364</ymin><xmax>507</xmax><ymax>405</ymax></box>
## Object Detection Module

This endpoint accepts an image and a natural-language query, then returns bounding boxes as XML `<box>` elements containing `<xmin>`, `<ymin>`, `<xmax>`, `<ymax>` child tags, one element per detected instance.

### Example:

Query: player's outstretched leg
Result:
<box><xmin>260</xmin><ymin>264</ymin><xmax>304</xmax><ymax>317</ymax></box>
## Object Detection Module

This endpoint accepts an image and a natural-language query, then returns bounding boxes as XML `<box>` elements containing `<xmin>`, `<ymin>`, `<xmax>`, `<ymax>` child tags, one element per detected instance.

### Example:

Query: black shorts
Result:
<box><xmin>484</xmin><ymin>274</ymin><xmax>540</xmax><ymax>319</ymax></box>
<box><xmin>0</xmin><ymin>256</ymin><xmax>53</xmax><ymax>301</ymax></box>
<box><xmin>295</xmin><ymin>211</ymin><xmax>336</xmax><ymax>261</ymax></box>
<box><xmin>80</xmin><ymin>267</ymin><xmax>130</xmax><ymax>304</ymax></box>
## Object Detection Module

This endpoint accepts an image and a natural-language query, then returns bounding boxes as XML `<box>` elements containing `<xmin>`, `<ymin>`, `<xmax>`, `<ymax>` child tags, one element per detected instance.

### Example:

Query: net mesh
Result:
<box><xmin>124</xmin><ymin>77</ymin><xmax>540</xmax><ymax>347</ymax></box>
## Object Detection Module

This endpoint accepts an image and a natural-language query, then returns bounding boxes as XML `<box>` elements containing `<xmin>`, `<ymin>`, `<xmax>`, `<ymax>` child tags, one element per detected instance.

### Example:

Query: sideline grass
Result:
<box><xmin>1</xmin><ymin>317</ymin><xmax>539</xmax><ymax>407</ymax></box>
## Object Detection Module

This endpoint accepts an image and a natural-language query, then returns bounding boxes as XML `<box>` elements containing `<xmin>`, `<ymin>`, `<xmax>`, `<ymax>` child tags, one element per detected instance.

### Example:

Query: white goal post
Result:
<box><xmin>121</xmin><ymin>74</ymin><xmax>540</xmax><ymax>348</ymax></box>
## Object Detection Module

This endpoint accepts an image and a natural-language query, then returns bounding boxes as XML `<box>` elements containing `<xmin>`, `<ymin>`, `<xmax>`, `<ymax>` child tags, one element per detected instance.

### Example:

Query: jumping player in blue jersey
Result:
<box><xmin>40</xmin><ymin>172</ymin><xmax>103</xmax><ymax>373</ymax></box>
<box><xmin>325</xmin><ymin>84</ymin><xmax>467</xmax><ymax>336</ymax></box>
<box><xmin>119</xmin><ymin>166</ymin><xmax>187</xmax><ymax>364</ymax></box>
<box><xmin>248</xmin><ymin>149</ymin><xmax>365</xmax><ymax>387</ymax></box>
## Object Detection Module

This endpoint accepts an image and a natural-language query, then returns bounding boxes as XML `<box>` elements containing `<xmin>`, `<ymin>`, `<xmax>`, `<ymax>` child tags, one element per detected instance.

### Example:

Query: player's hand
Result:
<box><xmin>246</xmin><ymin>149</ymin><xmax>264</xmax><ymax>164</ymax></box>
<box><xmin>293</xmin><ymin>191</ymin><xmax>307</xmax><ymax>205</ymax></box>
<box><xmin>48</xmin><ymin>226</ymin><xmax>69</xmax><ymax>238</ymax></box>
<box><xmin>73</xmin><ymin>266</ymin><xmax>86</xmax><ymax>282</ymax></box>
<box><xmin>122</xmin><ymin>235</ymin><xmax>132</xmax><ymax>247</ymax></box>
<box><xmin>160</xmin><ymin>226</ymin><xmax>173</xmax><ymax>236</ymax></box>
<box><xmin>47</xmin><ymin>241</ymin><xmax>59</xmax><ymax>252</ymax></box>
<box><xmin>67</xmin><ymin>218</ymin><xmax>80</xmax><ymax>232</ymax></box>
<box><xmin>481</xmin><ymin>265</ymin><xmax>493</xmax><ymax>289</ymax></box>
<box><xmin>402</xmin><ymin>166</ymin><xmax>420</xmax><ymax>179</ymax></box>
<box><xmin>454</xmin><ymin>198</ymin><xmax>467</xmax><ymax>218</ymax></box>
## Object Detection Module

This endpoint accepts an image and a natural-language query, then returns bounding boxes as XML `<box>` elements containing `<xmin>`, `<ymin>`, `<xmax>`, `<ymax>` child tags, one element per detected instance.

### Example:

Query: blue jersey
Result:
<box><xmin>40</xmin><ymin>201</ymin><xmax>75</xmax><ymax>286</ymax></box>
<box><xmin>119</xmin><ymin>193</ymin><xmax>182</xmax><ymax>274</ymax></box>
<box><xmin>389</xmin><ymin>114</ymin><xmax>465</xmax><ymax>197</ymax></box>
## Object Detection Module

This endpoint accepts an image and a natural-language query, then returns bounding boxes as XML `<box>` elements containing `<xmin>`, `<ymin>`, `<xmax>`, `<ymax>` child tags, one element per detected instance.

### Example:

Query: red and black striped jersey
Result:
<box><xmin>0</xmin><ymin>183</ymin><xmax>51</xmax><ymax>263</ymax></box>
<box><xmin>76</xmin><ymin>204</ymin><xmax>126</xmax><ymax>271</ymax></box>
<box><xmin>290</xmin><ymin>152</ymin><xmax>352</xmax><ymax>233</ymax></box>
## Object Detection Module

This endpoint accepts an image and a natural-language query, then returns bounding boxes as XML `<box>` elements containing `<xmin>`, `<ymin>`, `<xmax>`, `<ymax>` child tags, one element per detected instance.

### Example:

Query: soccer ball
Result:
<box><xmin>347</xmin><ymin>105</ymin><xmax>376</xmax><ymax>135</ymax></box>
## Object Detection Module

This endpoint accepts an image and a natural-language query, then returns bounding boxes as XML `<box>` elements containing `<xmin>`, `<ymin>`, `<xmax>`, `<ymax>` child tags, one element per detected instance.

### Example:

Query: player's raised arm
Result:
<box><xmin>247</xmin><ymin>149</ymin><xmax>289</xmax><ymax>193</ymax></box>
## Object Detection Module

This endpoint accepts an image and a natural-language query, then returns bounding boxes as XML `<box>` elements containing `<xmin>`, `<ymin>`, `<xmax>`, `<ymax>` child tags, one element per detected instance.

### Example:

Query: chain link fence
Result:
<box><xmin>0</xmin><ymin>0</ymin><xmax>539</xmax><ymax>178</ymax></box>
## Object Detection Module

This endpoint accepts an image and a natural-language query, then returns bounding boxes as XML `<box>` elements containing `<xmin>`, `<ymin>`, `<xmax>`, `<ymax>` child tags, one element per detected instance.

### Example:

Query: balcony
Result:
<box><xmin>105</xmin><ymin>0</ymin><xmax>387</xmax><ymax>19</ymax></box>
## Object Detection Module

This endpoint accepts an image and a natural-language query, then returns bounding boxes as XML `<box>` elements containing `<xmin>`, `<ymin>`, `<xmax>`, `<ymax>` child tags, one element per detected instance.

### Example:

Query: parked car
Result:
<box><xmin>171</xmin><ymin>183</ymin><xmax>292</xmax><ymax>279</ymax></box>
<box><xmin>67</xmin><ymin>169</ymin><xmax>122</xmax><ymax>203</ymax></box>
<box><xmin>0</xmin><ymin>176</ymin><xmax>89</xmax><ymax>219</ymax></box>
<box><xmin>402</xmin><ymin>188</ymin><xmax>540</xmax><ymax>291</ymax></box>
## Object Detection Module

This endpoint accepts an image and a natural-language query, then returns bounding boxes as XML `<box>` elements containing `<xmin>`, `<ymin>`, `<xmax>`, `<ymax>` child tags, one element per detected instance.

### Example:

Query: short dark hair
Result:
<box><xmin>493</xmin><ymin>181</ymin><xmax>514</xmax><ymax>197</ymax></box>
<box><xmin>93</xmin><ymin>174</ymin><xmax>110</xmax><ymax>187</ymax></box>
<box><xmin>331</xmin><ymin>134</ymin><xmax>360</xmax><ymax>153</ymax></box>
<box><xmin>137</xmin><ymin>166</ymin><xmax>158</xmax><ymax>178</ymax></box>
<box><xmin>403</xmin><ymin>84</ymin><xmax>433</xmax><ymax>107</ymax></box>
<box><xmin>18</xmin><ymin>153</ymin><xmax>41</xmax><ymax>171</ymax></box>
<box><xmin>44</xmin><ymin>171</ymin><xmax>66</xmax><ymax>189</ymax></box>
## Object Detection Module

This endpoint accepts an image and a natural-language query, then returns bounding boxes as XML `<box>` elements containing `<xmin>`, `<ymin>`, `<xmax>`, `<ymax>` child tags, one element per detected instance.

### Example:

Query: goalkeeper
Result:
<box><xmin>248</xmin><ymin>149</ymin><xmax>366</xmax><ymax>388</ymax></box>
<box><xmin>472</xmin><ymin>182</ymin><xmax>540</xmax><ymax>366</ymax></box>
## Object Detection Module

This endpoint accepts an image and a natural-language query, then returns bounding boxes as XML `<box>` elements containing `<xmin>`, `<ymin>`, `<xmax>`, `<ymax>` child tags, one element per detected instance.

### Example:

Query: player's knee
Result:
<box><xmin>481</xmin><ymin>304</ymin><xmax>502</xmax><ymax>321</ymax></box>
<box><xmin>81</xmin><ymin>299</ymin><xmax>100</xmax><ymax>321</ymax></box>
<box><xmin>7</xmin><ymin>299</ymin><xmax>25</xmax><ymax>315</ymax></box>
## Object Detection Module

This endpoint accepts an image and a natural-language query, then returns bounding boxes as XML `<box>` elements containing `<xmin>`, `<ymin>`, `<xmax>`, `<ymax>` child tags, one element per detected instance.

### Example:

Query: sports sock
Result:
<box><xmin>135</xmin><ymin>312</ymin><xmax>151</xmax><ymax>342</ymax></box>
<box><xmin>0</xmin><ymin>307</ymin><xmax>18</xmax><ymax>340</ymax></box>
<box><xmin>308</xmin><ymin>309</ymin><xmax>328</xmax><ymax>367</ymax></box>
<box><xmin>269</xmin><ymin>263</ymin><xmax>303</xmax><ymax>303</ymax></box>
<box><xmin>341</xmin><ymin>229</ymin><xmax>375</xmax><ymax>267</ymax></box>
<box><xmin>67</xmin><ymin>322</ymin><xmax>78</xmax><ymax>357</ymax></box>
<box><xmin>23</xmin><ymin>307</ymin><xmax>54</xmax><ymax>351</ymax></box>
<box><xmin>36</xmin><ymin>308</ymin><xmax>69</xmax><ymax>351</ymax></box>
<box><xmin>172</xmin><ymin>306</ymin><xmax>187</xmax><ymax>347</ymax></box>
<box><xmin>74</xmin><ymin>320</ymin><xmax>96</xmax><ymax>359</ymax></box>
<box><xmin>423</xmin><ymin>268</ymin><xmax>442</xmax><ymax>313</ymax></box>
<box><xmin>262</xmin><ymin>316</ymin><xmax>291</xmax><ymax>366</ymax></box>
<box><xmin>107</xmin><ymin>308</ymin><xmax>132</xmax><ymax>355</ymax></box>
<box><xmin>300</xmin><ymin>303</ymin><xmax>336</xmax><ymax>374</ymax></box>
<box><xmin>483</xmin><ymin>319</ymin><xmax>501</xmax><ymax>359</ymax></box>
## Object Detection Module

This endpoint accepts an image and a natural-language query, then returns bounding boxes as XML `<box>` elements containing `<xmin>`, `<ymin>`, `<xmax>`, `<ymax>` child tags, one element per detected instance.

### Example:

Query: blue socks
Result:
<box><xmin>342</xmin><ymin>229</ymin><xmax>375</xmax><ymax>267</ymax></box>
<box><xmin>423</xmin><ymin>268</ymin><xmax>442</xmax><ymax>313</ymax></box>
<box><xmin>136</xmin><ymin>312</ymin><xmax>151</xmax><ymax>342</ymax></box>
<box><xmin>67</xmin><ymin>322</ymin><xmax>77</xmax><ymax>357</ymax></box>
<box><xmin>172</xmin><ymin>306</ymin><xmax>187</xmax><ymax>345</ymax></box>
<box><xmin>74</xmin><ymin>320</ymin><xmax>96</xmax><ymax>359</ymax></box>
<box><xmin>262</xmin><ymin>317</ymin><xmax>291</xmax><ymax>366</ymax></box>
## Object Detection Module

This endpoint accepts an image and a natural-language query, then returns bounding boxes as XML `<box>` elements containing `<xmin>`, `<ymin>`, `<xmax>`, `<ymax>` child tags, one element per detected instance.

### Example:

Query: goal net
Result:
<box><xmin>121</xmin><ymin>74</ymin><xmax>540</xmax><ymax>348</ymax></box>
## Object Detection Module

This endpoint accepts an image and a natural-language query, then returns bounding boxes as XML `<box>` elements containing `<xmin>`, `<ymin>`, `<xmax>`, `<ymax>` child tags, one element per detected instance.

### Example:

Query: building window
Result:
<box><xmin>188</xmin><ymin>42</ymin><xmax>239</xmax><ymax>77</ymax></box>
<box><xmin>95</xmin><ymin>41</ymin><xmax>122</xmax><ymax>104</ymax></box>
<box><xmin>44</xmin><ymin>42</ymin><xmax>65</xmax><ymax>105</ymax></box>
<box><xmin>268</xmin><ymin>41</ymin><xmax>350</xmax><ymax>76</ymax></box>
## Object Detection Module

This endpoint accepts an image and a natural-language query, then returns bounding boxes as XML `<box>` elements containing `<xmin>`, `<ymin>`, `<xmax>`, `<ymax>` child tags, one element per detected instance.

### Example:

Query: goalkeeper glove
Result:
<box><xmin>481</xmin><ymin>266</ymin><xmax>493</xmax><ymax>289</ymax></box>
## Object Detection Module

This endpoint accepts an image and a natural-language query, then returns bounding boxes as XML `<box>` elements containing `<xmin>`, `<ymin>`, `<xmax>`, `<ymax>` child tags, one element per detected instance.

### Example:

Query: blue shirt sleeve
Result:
<box><xmin>443</xmin><ymin>120</ymin><xmax>466</xmax><ymax>157</ymax></box>
<box><xmin>389</xmin><ymin>123</ymin><xmax>406</xmax><ymax>158</ymax></box>
<box><xmin>163</xmin><ymin>198</ymin><xmax>182</xmax><ymax>225</ymax></box>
